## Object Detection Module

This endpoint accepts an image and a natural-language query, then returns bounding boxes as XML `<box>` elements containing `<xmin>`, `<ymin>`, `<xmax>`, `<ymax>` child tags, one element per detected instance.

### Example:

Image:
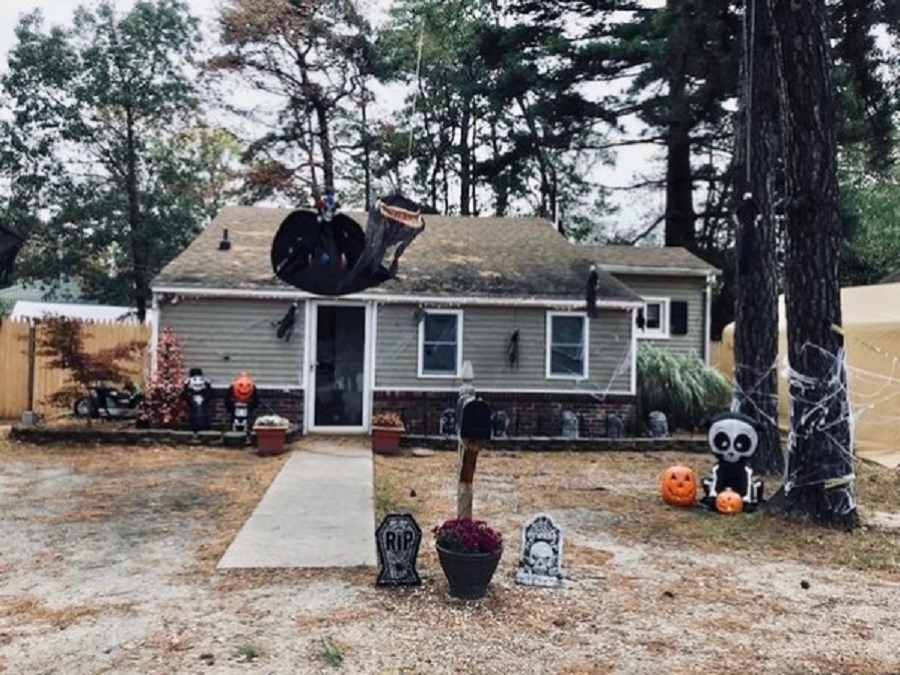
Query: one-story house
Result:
<box><xmin>585</xmin><ymin>245</ymin><xmax>719</xmax><ymax>363</ymax></box>
<box><xmin>150</xmin><ymin>206</ymin><xmax>645</xmax><ymax>435</ymax></box>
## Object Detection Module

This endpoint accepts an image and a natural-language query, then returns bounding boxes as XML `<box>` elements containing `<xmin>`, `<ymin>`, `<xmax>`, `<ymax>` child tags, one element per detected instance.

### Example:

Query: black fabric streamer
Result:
<box><xmin>507</xmin><ymin>329</ymin><xmax>520</xmax><ymax>369</ymax></box>
<box><xmin>585</xmin><ymin>265</ymin><xmax>599</xmax><ymax>318</ymax></box>
<box><xmin>735</xmin><ymin>194</ymin><xmax>760</xmax><ymax>277</ymax></box>
<box><xmin>275</xmin><ymin>302</ymin><xmax>298</xmax><ymax>341</ymax></box>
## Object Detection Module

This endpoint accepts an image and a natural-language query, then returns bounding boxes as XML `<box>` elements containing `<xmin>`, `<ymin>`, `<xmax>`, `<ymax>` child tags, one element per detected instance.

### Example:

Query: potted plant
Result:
<box><xmin>252</xmin><ymin>414</ymin><xmax>290</xmax><ymax>456</ymax></box>
<box><xmin>432</xmin><ymin>517</ymin><xmax>503</xmax><ymax>599</ymax></box>
<box><xmin>370</xmin><ymin>411</ymin><xmax>405</xmax><ymax>455</ymax></box>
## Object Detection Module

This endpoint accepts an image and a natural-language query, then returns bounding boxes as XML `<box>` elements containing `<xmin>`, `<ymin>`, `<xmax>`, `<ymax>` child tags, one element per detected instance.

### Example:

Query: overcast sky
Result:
<box><xmin>0</xmin><ymin>0</ymin><xmax>660</xmax><ymax>234</ymax></box>
<box><xmin>0</xmin><ymin>1</ymin><xmax>225</xmax><ymax>79</ymax></box>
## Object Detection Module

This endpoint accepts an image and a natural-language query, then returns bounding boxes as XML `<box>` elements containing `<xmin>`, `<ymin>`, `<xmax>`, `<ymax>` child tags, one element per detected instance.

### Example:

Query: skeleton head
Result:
<box><xmin>708</xmin><ymin>412</ymin><xmax>759</xmax><ymax>464</ymax></box>
<box><xmin>527</xmin><ymin>541</ymin><xmax>555</xmax><ymax>575</ymax></box>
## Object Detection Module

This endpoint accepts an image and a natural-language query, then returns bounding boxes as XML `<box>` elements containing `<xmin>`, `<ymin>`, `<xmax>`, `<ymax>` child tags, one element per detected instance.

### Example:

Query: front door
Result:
<box><xmin>308</xmin><ymin>303</ymin><xmax>368</xmax><ymax>431</ymax></box>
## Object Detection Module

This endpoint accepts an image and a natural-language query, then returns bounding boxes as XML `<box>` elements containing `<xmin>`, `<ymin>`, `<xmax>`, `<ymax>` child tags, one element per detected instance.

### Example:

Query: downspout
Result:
<box><xmin>703</xmin><ymin>273</ymin><xmax>714</xmax><ymax>365</ymax></box>
<box><xmin>630</xmin><ymin>307</ymin><xmax>638</xmax><ymax>395</ymax></box>
<box><xmin>149</xmin><ymin>294</ymin><xmax>161</xmax><ymax>377</ymax></box>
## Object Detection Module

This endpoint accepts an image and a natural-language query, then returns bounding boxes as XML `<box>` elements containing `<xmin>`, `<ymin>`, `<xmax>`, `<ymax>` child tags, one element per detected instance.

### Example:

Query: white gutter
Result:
<box><xmin>151</xmin><ymin>285</ymin><xmax>644</xmax><ymax>310</ymax></box>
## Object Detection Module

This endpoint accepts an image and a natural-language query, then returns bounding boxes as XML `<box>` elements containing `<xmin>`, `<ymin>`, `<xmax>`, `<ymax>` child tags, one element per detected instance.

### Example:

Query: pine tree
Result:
<box><xmin>138</xmin><ymin>327</ymin><xmax>188</xmax><ymax>428</ymax></box>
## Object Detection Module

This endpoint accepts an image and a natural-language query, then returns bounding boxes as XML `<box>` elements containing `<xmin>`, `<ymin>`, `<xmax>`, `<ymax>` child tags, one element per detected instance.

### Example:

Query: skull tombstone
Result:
<box><xmin>516</xmin><ymin>512</ymin><xmax>563</xmax><ymax>587</ymax></box>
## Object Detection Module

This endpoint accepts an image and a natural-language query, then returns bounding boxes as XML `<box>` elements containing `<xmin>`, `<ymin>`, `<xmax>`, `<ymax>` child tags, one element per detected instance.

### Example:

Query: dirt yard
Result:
<box><xmin>2</xmin><ymin>428</ymin><xmax>900</xmax><ymax>674</ymax></box>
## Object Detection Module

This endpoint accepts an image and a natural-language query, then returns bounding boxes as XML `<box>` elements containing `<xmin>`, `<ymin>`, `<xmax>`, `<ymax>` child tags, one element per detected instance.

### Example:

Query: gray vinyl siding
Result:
<box><xmin>613</xmin><ymin>274</ymin><xmax>706</xmax><ymax>358</ymax></box>
<box><xmin>157</xmin><ymin>298</ymin><xmax>305</xmax><ymax>387</ymax></box>
<box><xmin>374</xmin><ymin>303</ymin><xmax>633</xmax><ymax>393</ymax></box>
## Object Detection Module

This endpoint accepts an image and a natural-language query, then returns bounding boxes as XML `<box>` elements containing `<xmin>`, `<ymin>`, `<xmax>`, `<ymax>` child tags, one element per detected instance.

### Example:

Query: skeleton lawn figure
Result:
<box><xmin>271</xmin><ymin>192</ymin><xmax>425</xmax><ymax>296</ymax></box>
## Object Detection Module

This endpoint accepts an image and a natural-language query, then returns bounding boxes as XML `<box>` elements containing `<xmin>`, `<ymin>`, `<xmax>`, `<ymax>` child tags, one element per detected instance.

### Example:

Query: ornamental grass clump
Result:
<box><xmin>433</xmin><ymin>517</ymin><xmax>503</xmax><ymax>554</ymax></box>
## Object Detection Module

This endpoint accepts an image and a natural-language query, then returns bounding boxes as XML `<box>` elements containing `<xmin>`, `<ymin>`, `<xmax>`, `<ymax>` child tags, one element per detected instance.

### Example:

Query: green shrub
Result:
<box><xmin>636</xmin><ymin>344</ymin><xmax>731</xmax><ymax>431</ymax></box>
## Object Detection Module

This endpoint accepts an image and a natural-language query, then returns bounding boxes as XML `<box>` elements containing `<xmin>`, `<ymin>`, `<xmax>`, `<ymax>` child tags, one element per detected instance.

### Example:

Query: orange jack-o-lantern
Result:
<box><xmin>231</xmin><ymin>372</ymin><xmax>256</xmax><ymax>403</ymax></box>
<box><xmin>660</xmin><ymin>465</ymin><xmax>698</xmax><ymax>507</ymax></box>
<box><xmin>715</xmin><ymin>488</ymin><xmax>744</xmax><ymax>515</ymax></box>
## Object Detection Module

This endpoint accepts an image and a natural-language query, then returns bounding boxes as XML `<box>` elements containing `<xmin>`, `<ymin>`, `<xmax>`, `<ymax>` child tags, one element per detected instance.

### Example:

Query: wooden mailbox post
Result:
<box><xmin>456</xmin><ymin>361</ymin><xmax>493</xmax><ymax>519</ymax></box>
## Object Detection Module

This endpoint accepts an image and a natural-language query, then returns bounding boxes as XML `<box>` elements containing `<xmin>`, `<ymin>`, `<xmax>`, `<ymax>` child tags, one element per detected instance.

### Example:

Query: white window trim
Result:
<box><xmin>638</xmin><ymin>296</ymin><xmax>670</xmax><ymax>340</ymax></box>
<box><xmin>417</xmin><ymin>309</ymin><xmax>463</xmax><ymax>379</ymax></box>
<box><xmin>545</xmin><ymin>311</ymin><xmax>589</xmax><ymax>380</ymax></box>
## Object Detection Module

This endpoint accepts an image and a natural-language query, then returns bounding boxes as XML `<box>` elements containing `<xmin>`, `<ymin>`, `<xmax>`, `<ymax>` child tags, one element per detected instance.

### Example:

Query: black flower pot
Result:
<box><xmin>436</xmin><ymin>544</ymin><xmax>502</xmax><ymax>600</ymax></box>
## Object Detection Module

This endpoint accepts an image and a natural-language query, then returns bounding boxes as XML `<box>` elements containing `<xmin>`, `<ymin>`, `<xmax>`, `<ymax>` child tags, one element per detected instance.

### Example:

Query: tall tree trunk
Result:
<box><xmin>768</xmin><ymin>0</ymin><xmax>858</xmax><ymax>528</ymax></box>
<box><xmin>732</xmin><ymin>0</ymin><xmax>781</xmax><ymax>475</ymax></box>
<box><xmin>489</xmin><ymin>119</ymin><xmax>509</xmax><ymax>216</ymax></box>
<box><xmin>459</xmin><ymin>106</ymin><xmax>471</xmax><ymax>216</ymax></box>
<box><xmin>663</xmin><ymin>0</ymin><xmax>696</xmax><ymax>249</ymax></box>
<box><xmin>125</xmin><ymin>105</ymin><xmax>147</xmax><ymax>323</ymax></box>
<box><xmin>361</xmin><ymin>93</ymin><xmax>371</xmax><ymax>211</ymax></box>
<box><xmin>314</xmin><ymin>101</ymin><xmax>335</xmax><ymax>193</ymax></box>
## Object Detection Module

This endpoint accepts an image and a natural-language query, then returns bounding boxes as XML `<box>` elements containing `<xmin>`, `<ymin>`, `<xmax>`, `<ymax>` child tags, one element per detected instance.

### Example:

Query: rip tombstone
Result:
<box><xmin>516</xmin><ymin>512</ymin><xmax>564</xmax><ymax>587</ymax></box>
<box><xmin>375</xmin><ymin>513</ymin><xmax>422</xmax><ymax>587</ymax></box>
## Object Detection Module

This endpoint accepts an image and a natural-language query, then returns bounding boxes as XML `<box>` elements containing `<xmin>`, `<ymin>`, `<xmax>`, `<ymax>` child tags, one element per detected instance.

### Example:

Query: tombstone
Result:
<box><xmin>439</xmin><ymin>408</ymin><xmax>457</xmax><ymax>438</ymax></box>
<box><xmin>490</xmin><ymin>410</ymin><xmax>509</xmax><ymax>439</ymax></box>
<box><xmin>515</xmin><ymin>512</ymin><xmax>564</xmax><ymax>587</ymax></box>
<box><xmin>375</xmin><ymin>513</ymin><xmax>422</xmax><ymax>586</ymax></box>
<box><xmin>647</xmin><ymin>410</ymin><xmax>669</xmax><ymax>438</ymax></box>
<box><xmin>605</xmin><ymin>411</ymin><xmax>623</xmax><ymax>439</ymax></box>
<box><xmin>561</xmin><ymin>410</ymin><xmax>579</xmax><ymax>439</ymax></box>
<box><xmin>458</xmin><ymin>396</ymin><xmax>492</xmax><ymax>441</ymax></box>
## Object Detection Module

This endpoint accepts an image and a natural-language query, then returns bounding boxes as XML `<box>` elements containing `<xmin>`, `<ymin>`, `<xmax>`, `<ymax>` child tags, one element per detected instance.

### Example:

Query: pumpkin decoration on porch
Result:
<box><xmin>660</xmin><ymin>465</ymin><xmax>698</xmax><ymax>507</ymax></box>
<box><xmin>715</xmin><ymin>488</ymin><xmax>744</xmax><ymax>515</ymax></box>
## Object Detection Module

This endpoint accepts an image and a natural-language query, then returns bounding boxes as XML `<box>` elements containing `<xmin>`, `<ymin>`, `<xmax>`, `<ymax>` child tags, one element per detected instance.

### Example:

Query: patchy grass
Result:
<box><xmin>319</xmin><ymin>636</ymin><xmax>345</xmax><ymax>668</ymax></box>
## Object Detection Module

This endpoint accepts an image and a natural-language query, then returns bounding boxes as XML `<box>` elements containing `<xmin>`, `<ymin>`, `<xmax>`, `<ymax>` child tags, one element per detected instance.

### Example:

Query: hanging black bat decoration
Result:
<box><xmin>275</xmin><ymin>301</ymin><xmax>298</xmax><ymax>341</ymax></box>
<box><xmin>271</xmin><ymin>192</ymin><xmax>425</xmax><ymax>296</ymax></box>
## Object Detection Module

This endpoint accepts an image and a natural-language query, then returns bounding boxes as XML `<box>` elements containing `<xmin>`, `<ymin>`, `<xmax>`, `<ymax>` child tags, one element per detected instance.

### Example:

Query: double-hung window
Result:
<box><xmin>546</xmin><ymin>312</ymin><xmax>588</xmax><ymax>379</ymax></box>
<box><xmin>418</xmin><ymin>309</ymin><xmax>462</xmax><ymax>377</ymax></box>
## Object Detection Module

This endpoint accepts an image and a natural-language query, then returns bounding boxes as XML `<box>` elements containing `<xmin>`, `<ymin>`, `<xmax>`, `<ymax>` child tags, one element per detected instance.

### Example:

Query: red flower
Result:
<box><xmin>432</xmin><ymin>517</ymin><xmax>502</xmax><ymax>554</ymax></box>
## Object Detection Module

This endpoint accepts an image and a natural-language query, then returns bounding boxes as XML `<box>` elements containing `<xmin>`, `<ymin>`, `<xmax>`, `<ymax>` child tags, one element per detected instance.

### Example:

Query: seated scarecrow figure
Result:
<box><xmin>700</xmin><ymin>411</ymin><xmax>764</xmax><ymax>513</ymax></box>
<box><xmin>271</xmin><ymin>191</ymin><xmax>425</xmax><ymax>297</ymax></box>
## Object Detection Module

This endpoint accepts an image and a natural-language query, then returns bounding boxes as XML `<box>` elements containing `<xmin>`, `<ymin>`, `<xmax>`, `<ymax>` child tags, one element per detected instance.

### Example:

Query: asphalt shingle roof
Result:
<box><xmin>153</xmin><ymin>206</ymin><xmax>642</xmax><ymax>304</ymax></box>
<box><xmin>584</xmin><ymin>244</ymin><xmax>719</xmax><ymax>275</ymax></box>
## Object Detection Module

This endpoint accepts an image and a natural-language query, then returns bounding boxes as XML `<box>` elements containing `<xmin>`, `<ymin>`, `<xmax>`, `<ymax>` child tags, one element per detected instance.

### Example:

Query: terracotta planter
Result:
<box><xmin>254</xmin><ymin>426</ymin><xmax>288</xmax><ymax>456</ymax></box>
<box><xmin>436</xmin><ymin>544</ymin><xmax>502</xmax><ymax>600</ymax></box>
<box><xmin>371</xmin><ymin>426</ymin><xmax>404</xmax><ymax>456</ymax></box>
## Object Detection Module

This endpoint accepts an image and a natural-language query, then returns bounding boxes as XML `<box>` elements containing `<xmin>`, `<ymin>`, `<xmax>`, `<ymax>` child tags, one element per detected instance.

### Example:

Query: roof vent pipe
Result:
<box><xmin>218</xmin><ymin>228</ymin><xmax>231</xmax><ymax>251</ymax></box>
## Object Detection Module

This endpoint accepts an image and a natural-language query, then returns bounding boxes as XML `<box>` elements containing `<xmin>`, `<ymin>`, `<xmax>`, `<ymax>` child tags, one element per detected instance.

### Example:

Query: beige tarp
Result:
<box><xmin>719</xmin><ymin>283</ymin><xmax>900</xmax><ymax>468</ymax></box>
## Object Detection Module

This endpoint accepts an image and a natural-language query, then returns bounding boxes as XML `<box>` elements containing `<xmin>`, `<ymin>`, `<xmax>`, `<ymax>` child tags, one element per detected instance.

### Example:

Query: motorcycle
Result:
<box><xmin>73</xmin><ymin>383</ymin><xmax>145</xmax><ymax>420</ymax></box>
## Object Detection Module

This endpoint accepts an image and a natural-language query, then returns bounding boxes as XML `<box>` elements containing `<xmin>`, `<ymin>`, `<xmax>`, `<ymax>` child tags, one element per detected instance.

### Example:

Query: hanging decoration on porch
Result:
<box><xmin>271</xmin><ymin>192</ymin><xmax>425</xmax><ymax>297</ymax></box>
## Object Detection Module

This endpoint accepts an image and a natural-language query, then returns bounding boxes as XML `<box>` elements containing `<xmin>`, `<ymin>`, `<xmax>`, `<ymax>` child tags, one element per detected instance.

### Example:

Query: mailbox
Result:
<box><xmin>457</xmin><ymin>394</ymin><xmax>492</xmax><ymax>441</ymax></box>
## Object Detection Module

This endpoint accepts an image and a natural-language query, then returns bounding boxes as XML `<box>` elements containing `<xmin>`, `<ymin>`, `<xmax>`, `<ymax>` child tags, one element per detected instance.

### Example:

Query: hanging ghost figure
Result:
<box><xmin>271</xmin><ymin>192</ymin><xmax>425</xmax><ymax>296</ymax></box>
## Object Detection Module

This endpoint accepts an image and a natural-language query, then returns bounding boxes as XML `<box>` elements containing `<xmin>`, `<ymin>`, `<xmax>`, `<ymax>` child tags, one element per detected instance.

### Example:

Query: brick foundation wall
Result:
<box><xmin>373</xmin><ymin>391</ymin><xmax>635</xmax><ymax>438</ymax></box>
<box><xmin>205</xmin><ymin>388</ymin><xmax>305</xmax><ymax>430</ymax></box>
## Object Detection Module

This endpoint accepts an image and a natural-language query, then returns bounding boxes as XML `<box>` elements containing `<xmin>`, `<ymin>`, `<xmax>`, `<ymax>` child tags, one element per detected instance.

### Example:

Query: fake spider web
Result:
<box><xmin>731</xmin><ymin>334</ymin><xmax>900</xmax><ymax>510</ymax></box>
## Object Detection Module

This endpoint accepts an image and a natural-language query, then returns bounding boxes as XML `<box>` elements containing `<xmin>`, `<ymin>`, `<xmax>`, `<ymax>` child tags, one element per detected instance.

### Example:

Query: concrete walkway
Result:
<box><xmin>217</xmin><ymin>438</ymin><xmax>377</xmax><ymax>569</ymax></box>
